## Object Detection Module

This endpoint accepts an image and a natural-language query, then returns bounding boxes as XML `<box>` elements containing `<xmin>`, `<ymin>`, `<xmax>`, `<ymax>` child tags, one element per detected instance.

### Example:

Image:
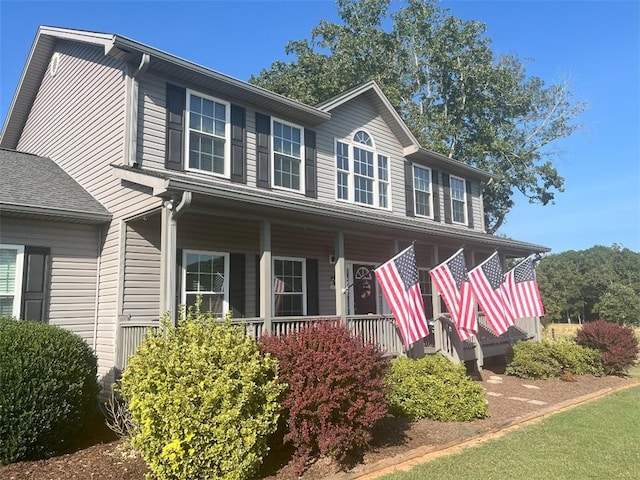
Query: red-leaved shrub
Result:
<box><xmin>575</xmin><ymin>320</ymin><xmax>639</xmax><ymax>375</ymax></box>
<box><xmin>259</xmin><ymin>320</ymin><xmax>389</xmax><ymax>474</ymax></box>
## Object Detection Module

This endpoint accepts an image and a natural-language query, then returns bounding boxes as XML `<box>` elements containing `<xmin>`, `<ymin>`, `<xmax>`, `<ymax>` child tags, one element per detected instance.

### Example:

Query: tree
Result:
<box><xmin>250</xmin><ymin>0</ymin><xmax>585</xmax><ymax>233</ymax></box>
<box><xmin>593</xmin><ymin>282</ymin><xmax>640</xmax><ymax>326</ymax></box>
<box><xmin>537</xmin><ymin>245</ymin><xmax>640</xmax><ymax>325</ymax></box>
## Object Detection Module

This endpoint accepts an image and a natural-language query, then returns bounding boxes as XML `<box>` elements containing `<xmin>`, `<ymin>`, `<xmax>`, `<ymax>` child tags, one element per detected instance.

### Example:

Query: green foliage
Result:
<box><xmin>537</xmin><ymin>245</ymin><xmax>640</xmax><ymax>324</ymax></box>
<box><xmin>386</xmin><ymin>355</ymin><xmax>488</xmax><ymax>422</ymax></box>
<box><xmin>575</xmin><ymin>320</ymin><xmax>639</xmax><ymax>375</ymax></box>
<box><xmin>0</xmin><ymin>317</ymin><xmax>99</xmax><ymax>465</ymax></box>
<box><xmin>593</xmin><ymin>283</ymin><xmax>640</xmax><ymax>326</ymax></box>
<box><xmin>259</xmin><ymin>321</ymin><xmax>389</xmax><ymax>475</ymax></box>
<box><xmin>505</xmin><ymin>340</ymin><xmax>604</xmax><ymax>380</ymax></box>
<box><xmin>250</xmin><ymin>0</ymin><xmax>585</xmax><ymax>232</ymax></box>
<box><xmin>119</xmin><ymin>311</ymin><xmax>284</xmax><ymax>480</ymax></box>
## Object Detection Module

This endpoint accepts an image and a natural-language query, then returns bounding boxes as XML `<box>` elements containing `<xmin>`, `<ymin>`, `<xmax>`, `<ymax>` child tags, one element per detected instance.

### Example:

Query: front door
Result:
<box><xmin>350</xmin><ymin>263</ymin><xmax>377</xmax><ymax>315</ymax></box>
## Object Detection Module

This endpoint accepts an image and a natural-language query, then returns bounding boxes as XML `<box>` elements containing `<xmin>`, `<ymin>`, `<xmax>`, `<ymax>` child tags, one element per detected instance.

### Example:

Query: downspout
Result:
<box><xmin>92</xmin><ymin>225</ymin><xmax>103</xmax><ymax>351</ymax></box>
<box><xmin>125</xmin><ymin>53</ymin><xmax>150</xmax><ymax>166</ymax></box>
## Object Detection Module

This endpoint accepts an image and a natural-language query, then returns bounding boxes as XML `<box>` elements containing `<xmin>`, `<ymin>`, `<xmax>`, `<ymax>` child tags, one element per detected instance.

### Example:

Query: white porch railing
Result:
<box><xmin>117</xmin><ymin>313</ymin><xmax>540</xmax><ymax>371</ymax></box>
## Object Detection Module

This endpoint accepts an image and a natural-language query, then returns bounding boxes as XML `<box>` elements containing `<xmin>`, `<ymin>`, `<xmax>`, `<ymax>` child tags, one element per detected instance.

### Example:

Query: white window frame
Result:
<box><xmin>413</xmin><ymin>164</ymin><xmax>433</xmax><ymax>219</ymax></box>
<box><xmin>272</xmin><ymin>256</ymin><xmax>306</xmax><ymax>316</ymax></box>
<box><xmin>181</xmin><ymin>250</ymin><xmax>230</xmax><ymax>316</ymax></box>
<box><xmin>185</xmin><ymin>89</ymin><xmax>231</xmax><ymax>178</ymax></box>
<box><xmin>334</xmin><ymin>130</ymin><xmax>392</xmax><ymax>210</ymax></box>
<box><xmin>450</xmin><ymin>174</ymin><xmax>467</xmax><ymax>225</ymax></box>
<box><xmin>0</xmin><ymin>244</ymin><xmax>25</xmax><ymax>318</ymax></box>
<box><xmin>271</xmin><ymin>118</ymin><xmax>305</xmax><ymax>193</ymax></box>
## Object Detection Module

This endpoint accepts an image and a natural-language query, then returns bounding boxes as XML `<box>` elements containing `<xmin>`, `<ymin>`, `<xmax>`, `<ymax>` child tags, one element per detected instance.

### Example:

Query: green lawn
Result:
<box><xmin>381</xmin><ymin>385</ymin><xmax>640</xmax><ymax>480</ymax></box>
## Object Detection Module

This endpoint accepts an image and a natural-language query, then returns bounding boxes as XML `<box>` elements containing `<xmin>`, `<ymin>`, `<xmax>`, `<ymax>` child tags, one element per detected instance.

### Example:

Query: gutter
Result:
<box><xmin>124</xmin><ymin>53</ymin><xmax>150</xmax><ymax>166</ymax></box>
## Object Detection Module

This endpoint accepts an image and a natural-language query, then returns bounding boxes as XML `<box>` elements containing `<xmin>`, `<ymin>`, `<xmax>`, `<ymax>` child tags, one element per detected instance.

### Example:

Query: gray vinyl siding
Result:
<box><xmin>122</xmin><ymin>216</ymin><xmax>161</xmax><ymax>322</ymax></box>
<box><xmin>15</xmin><ymin>40</ymin><xmax>160</xmax><ymax>377</ymax></box>
<box><xmin>0</xmin><ymin>216</ymin><xmax>100</xmax><ymax>345</ymax></box>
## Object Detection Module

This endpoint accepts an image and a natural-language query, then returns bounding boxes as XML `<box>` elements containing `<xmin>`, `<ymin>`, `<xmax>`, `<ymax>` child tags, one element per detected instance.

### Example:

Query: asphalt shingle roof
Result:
<box><xmin>0</xmin><ymin>148</ymin><xmax>111</xmax><ymax>222</ymax></box>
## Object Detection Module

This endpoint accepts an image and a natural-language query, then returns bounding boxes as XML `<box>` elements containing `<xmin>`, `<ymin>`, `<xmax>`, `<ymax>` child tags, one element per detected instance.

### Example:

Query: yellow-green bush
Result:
<box><xmin>386</xmin><ymin>355</ymin><xmax>488</xmax><ymax>422</ymax></box>
<box><xmin>119</xmin><ymin>312</ymin><xmax>284</xmax><ymax>480</ymax></box>
<box><xmin>506</xmin><ymin>340</ymin><xmax>604</xmax><ymax>379</ymax></box>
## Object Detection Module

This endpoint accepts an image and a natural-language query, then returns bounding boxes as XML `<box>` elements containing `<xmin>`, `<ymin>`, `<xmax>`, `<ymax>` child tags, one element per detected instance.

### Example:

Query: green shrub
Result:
<box><xmin>576</xmin><ymin>320</ymin><xmax>639</xmax><ymax>375</ymax></box>
<box><xmin>506</xmin><ymin>340</ymin><xmax>604</xmax><ymax>379</ymax></box>
<box><xmin>259</xmin><ymin>321</ymin><xmax>389</xmax><ymax>475</ymax></box>
<box><xmin>0</xmin><ymin>317</ymin><xmax>99</xmax><ymax>465</ymax></box>
<box><xmin>386</xmin><ymin>355</ymin><xmax>488</xmax><ymax>422</ymax></box>
<box><xmin>119</xmin><ymin>311</ymin><xmax>283</xmax><ymax>480</ymax></box>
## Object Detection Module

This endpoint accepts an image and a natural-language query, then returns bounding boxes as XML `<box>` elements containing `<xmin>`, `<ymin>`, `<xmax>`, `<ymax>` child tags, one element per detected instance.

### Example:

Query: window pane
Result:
<box><xmin>354</xmin><ymin>130</ymin><xmax>372</xmax><ymax>147</ymax></box>
<box><xmin>378</xmin><ymin>155</ymin><xmax>388</xmax><ymax>181</ymax></box>
<box><xmin>0</xmin><ymin>297</ymin><xmax>14</xmax><ymax>316</ymax></box>
<box><xmin>453</xmin><ymin>200</ymin><xmax>466</xmax><ymax>223</ymax></box>
<box><xmin>186</xmin><ymin>293</ymin><xmax>224</xmax><ymax>316</ymax></box>
<box><xmin>337</xmin><ymin>171</ymin><xmax>349</xmax><ymax>199</ymax></box>
<box><xmin>0</xmin><ymin>248</ymin><xmax>17</xmax><ymax>294</ymax></box>
<box><xmin>354</xmin><ymin>176</ymin><xmax>373</xmax><ymax>205</ymax></box>
<box><xmin>415</xmin><ymin>191</ymin><xmax>431</xmax><ymax>217</ymax></box>
<box><xmin>274</xmin><ymin>154</ymin><xmax>300</xmax><ymax>190</ymax></box>
<box><xmin>378</xmin><ymin>182</ymin><xmax>388</xmax><ymax>209</ymax></box>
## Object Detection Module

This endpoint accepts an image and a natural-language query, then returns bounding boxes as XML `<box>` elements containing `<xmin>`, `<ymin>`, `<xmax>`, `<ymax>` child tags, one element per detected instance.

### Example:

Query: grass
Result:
<box><xmin>381</xmin><ymin>385</ymin><xmax>640</xmax><ymax>480</ymax></box>
<box><xmin>542</xmin><ymin>322</ymin><xmax>640</xmax><ymax>343</ymax></box>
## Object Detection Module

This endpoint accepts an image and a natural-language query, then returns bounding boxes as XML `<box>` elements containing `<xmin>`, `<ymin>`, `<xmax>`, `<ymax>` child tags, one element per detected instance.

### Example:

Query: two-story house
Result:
<box><xmin>0</xmin><ymin>26</ymin><xmax>548</xmax><ymax>386</ymax></box>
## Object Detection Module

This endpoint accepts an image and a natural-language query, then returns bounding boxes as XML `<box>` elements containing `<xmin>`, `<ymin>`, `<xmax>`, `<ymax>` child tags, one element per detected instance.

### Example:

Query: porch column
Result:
<box><xmin>259</xmin><ymin>220</ymin><xmax>273</xmax><ymax>333</ymax></box>
<box><xmin>334</xmin><ymin>230</ymin><xmax>347</xmax><ymax>321</ymax></box>
<box><xmin>160</xmin><ymin>199</ymin><xmax>177</xmax><ymax>325</ymax></box>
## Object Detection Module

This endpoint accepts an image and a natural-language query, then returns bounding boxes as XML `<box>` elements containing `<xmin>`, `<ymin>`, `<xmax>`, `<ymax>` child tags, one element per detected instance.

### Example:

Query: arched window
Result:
<box><xmin>335</xmin><ymin>130</ymin><xmax>390</xmax><ymax>209</ymax></box>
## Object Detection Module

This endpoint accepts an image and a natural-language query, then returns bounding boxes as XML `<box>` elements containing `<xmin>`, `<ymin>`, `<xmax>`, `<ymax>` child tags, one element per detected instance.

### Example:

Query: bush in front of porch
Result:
<box><xmin>386</xmin><ymin>355</ymin><xmax>488</xmax><ymax>422</ymax></box>
<box><xmin>260</xmin><ymin>321</ymin><xmax>389</xmax><ymax>475</ymax></box>
<box><xmin>119</xmin><ymin>311</ymin><xmax>284</xmax><ymax>480</ymax></box>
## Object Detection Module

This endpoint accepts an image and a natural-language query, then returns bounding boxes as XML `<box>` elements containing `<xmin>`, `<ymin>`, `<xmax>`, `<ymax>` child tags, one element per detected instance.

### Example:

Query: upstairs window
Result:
<box><xmin>335</xmin><ymin>130</ymin><xmax>390</xmax><ymax>209</ymax></box>
<box><xmin>183</xmin><ymin>250</ymin><xmax>229</xmax><ymax>316</ymax></box>
<box><xmin>186</xmin><ymin>91</ymin><xmax>230</xmax><ymax>176</ymax></box>
<box><xmin>450</xmin><ymin>175</ymin><xmax>467</xmax><ymax>224</ymax></box>
<box><xmin>413</xmin><ymin>165</ymin><xmax>433</xmax><ymax>218</ymax></box>
<box><xmin>272</xmin><ymin>119</ymin><xmax>304</xmax><ymax>192</ymax></box>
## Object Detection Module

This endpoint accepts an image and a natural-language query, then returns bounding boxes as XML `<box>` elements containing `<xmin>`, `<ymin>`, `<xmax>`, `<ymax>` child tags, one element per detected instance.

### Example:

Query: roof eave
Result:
<box><xmin>0</xmin><ymin>202</ymin><xmax>112</xmax><ymax>224</ymax></box>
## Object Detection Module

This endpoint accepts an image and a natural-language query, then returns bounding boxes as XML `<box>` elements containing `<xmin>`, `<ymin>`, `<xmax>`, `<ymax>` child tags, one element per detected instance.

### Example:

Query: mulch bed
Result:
<box><xmin>2</xmin><ymin>364</ymin><xmax>637</xmax><ymax>480</ymax></box>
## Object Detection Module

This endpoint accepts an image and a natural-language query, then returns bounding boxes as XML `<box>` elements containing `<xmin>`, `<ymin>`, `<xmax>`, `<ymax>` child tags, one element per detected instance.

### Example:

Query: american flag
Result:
<box><xmin>429</xmin><ymin>249</ymin><xmax>477</xmax><ymax>341</ymax></box>
<box><xmin>468</xmin><ymin>252</ymin><xmax>514</xmax><ymax>336</ymax></box>
<box><xmin>374</xmin><ymin>245</ymin><xmax>430</xmax><ymax>348</ymax></box>
<box><xmin>504</xmin><ymin>257</ymin><xmax>545</xmax><ymax>318</ymax></box>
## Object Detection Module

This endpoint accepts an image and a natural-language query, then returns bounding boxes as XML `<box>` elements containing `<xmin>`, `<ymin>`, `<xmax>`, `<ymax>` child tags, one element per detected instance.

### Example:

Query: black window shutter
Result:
<box><xmin>165</xmin><ymin>84</ymin><xmax>186</xmax><ymax>171</ymax></box>
<box><xmin>304</xmin><ymin>129</ymin><xmax>317</xmax><ymax>198</ymax></box>
<box><xmin>306</xmin><ymin>258</ymin><xmax>319</xmax><ymax>316</ymax></box>
<box><xmin>229</xmin><ymin>253</ymin><xmax>246</xmax><ymax>318</ymax></box>
<box><xmin>176</xmin><ymin>248</ymin><xmax>183</xmax><ymax>315</ymax></box>
<box><xmin>442</xmin><ymin>173</ymin><xmax>452</xmax><ymax>224</ymax></box>
<box><xmin>255</xmin><ymin>112</ymin><xmax>271</xmax><ymax>189</ymax></box>
<box><xmin>21</xmin><ymin>247</ymin><xmax>50</xmax><ymax>322</ymax></box>
<box><xmin>432</xmin><ymin>169</ymin><xmax>441</xmax><ymax>222</ymax></box>
<box><xmin>230</xmin><ymin>105</ymin><xmax>246</xmax><ymax>183</ymax></box>
<box><xmin>404</xmin><ymin>162</ymin><xmax>415</xmax><ymax>217</ymax></box>
<box><xmin>465</xmin><ymin>180</ymin><xmax>474</xmax><ymax>229</ymax></box>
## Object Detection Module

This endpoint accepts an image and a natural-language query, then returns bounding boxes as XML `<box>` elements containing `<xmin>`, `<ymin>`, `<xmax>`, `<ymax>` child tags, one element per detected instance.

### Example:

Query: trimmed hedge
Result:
<box><xmin>575</xmin><ymin>320</ymin><xmax>639</xmax><ymax>375</ymax></box>
<box><xmin>386</xmin><ymin>354</ymin><xmax>488</xmax><ymax>422</ymax></box>
<box><xmin>259</xmin><ymin>321</ymin><xmax>389</xmax><ymax>474</ymax></box>
<box><xmin>506</xmin><ymin>340</ymin><xmax>604</xmax><ymax>379</ymax></box>
<box><xmin>119</xmin><ymin>312</ymin><xmax>283</xmax><ymax>480</ymax></box>
<box><xmin>0</xmin><ymin>317</ymin><xmax>99</xmax><ymax>465</ymax></box>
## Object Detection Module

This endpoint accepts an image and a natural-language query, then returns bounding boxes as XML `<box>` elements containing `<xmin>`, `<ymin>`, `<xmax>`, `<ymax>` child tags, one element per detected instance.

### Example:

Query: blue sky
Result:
<box><xmin>1</xmin><ymin>0</ymin><xmax>638</xmax><ymax>254</ymax></box>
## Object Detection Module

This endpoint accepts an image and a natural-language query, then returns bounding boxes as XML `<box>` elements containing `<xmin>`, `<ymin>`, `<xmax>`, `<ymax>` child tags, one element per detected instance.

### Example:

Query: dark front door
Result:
<box><xmin>352</xmin><ymin>264</ymin><xmax>377</xmax><ymax>315</ymax></box>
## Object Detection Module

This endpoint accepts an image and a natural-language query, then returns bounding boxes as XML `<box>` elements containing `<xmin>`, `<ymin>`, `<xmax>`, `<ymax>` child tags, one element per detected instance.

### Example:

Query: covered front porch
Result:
<box><xmin>115</xmin><ymin>189</ymin><xmax>544</xmax><ymax>372</ymax></box>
